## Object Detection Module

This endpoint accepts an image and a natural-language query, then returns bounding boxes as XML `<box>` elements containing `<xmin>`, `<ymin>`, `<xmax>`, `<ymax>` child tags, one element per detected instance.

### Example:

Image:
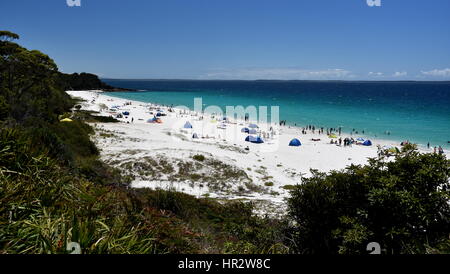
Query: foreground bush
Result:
<box><xmin>287</xmin><ymin>144</ymin><xmax>450</xmax><ymax>254</ymax></box>
<box><xmin>0</xmin><ymin>126</ymin><xmax>287</xmax><ymax>254</ymax></box>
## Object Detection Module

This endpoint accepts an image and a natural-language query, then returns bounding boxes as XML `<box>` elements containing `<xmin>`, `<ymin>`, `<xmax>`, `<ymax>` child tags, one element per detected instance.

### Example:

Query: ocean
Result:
<box><xmin>103</xmin><ymin>80</ymin><xmax>450</xmax><ymax>149</ymax></box>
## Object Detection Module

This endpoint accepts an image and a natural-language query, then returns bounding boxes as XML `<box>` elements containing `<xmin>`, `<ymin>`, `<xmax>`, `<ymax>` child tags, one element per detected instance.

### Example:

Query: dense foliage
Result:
<box><xmin>0</xmin><ymin>31</ymin><xmax>72</xmax><ymax>124</ymax></box>
<box><xmin>58</xmin><ymin>72</ymin><xmax>114</xmax><ymax>91</ymax></box>
<box><xmin>287</xmin><ymin>144</ymin><xmax>450</xmax><ymax>254</ymax></box>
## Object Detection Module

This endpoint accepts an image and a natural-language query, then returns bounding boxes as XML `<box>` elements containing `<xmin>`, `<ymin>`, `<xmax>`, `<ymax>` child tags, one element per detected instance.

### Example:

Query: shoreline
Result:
<box><xmin>103</xmin><ymin>89</ymin><xmax>440</xmax><ymax>151</ymax></box>
<box><xmin>68</xmin><ymin>90</ymin><xmax>448</xmax><ymax>216</ymax></box>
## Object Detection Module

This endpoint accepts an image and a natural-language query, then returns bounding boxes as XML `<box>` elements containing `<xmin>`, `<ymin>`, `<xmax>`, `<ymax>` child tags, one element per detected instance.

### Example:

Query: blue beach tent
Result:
<box><xmin>252</xmin><ymin>136</ymin><xmax>264</xmax><ymax>144</ymax></box>
<box><xmin>184</xmin><ymin>121</ymin><xmax>193</xmax><ymax>129</ymax></box>
<box><xmin>289</xmin><ymin>138</ymin><xmax>302</xmax><ymax>146</ymax></box>
<box><xmin>245</xmin><ymin>136</ymin><xmax>264</xmax><ymax>143</ymax></box>
<box><xmin>248</xmin><ymin>129</ymin><xmax>257</xmax><ymax>134</ymax></box>
<box><xmin>241</xmin><ymin>127</ymin><xmax>249</xmax><ymax>133</ymax></box>
<box><xmin>362</xmin><ymin>140</ymin><xmax>372</xmax><ymax>146</ymax></box>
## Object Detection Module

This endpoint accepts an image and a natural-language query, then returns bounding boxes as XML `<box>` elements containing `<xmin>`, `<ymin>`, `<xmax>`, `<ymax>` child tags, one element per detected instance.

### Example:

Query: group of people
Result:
<box><xmin>330</xmin><ymin>137</ymin><xmax>355</xmax><ymax>147</ymax></box>
<box><xmin>425</xmin><ymin>142</ymin><xmax>445</xmax><ymax>155</ymax></box>
<box><xmin>433</xmin><ymin>146</ymin><xmax>445</xmax><ymax>155</ymax></box>
<box><xmin>299</xmin><ymin>124</ymin><xmax>344</xmax><ymax>136</ymax></box>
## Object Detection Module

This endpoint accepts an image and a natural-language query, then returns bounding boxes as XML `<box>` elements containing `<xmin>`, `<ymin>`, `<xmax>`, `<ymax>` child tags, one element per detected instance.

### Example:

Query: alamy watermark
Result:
<box><xmin>66</xmin><ymin>0</ymin><xmax>81</xmax><ymax>7</ymax></box>
<box><xmin>367</xmin><ymin>0</ymin><xmax>381</xmax><ymax>7</ymax></box>
<box><xmin>66</xmin><ymin>1</ymin><xmax>380</xmax><ymax>8</ymax></box>
<box><xmin>65</xmin><ymin>1</ymin><xmax>380</xmax><ymax>9</ymax></box>
<box><xmin>67</xmin><ymin>242</ymin><xmax>81</xmax><ymax>254</ymax></box>
<box><xmin>166</xmin><ymin>98</ymin><xmax>281</xmax><ymax>152</ymax></box>
<box><xmin>367</xmin><ymin>242</ymin><xmax>381</xmax><ymax>254</ymax></box>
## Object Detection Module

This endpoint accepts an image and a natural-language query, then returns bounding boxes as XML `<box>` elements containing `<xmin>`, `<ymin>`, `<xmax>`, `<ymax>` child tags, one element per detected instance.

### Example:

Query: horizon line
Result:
<box><xmin>100</xmin><ymin>78</ymin><xmax>450</xmax><ymax>83</ymax></box>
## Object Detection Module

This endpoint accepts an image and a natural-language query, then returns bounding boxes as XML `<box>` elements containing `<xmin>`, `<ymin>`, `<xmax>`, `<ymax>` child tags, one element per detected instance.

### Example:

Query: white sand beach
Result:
<box><xmin>67</xmin><ymin>90</ymin><xmax>448</xmax><ymax>216</ymax></box>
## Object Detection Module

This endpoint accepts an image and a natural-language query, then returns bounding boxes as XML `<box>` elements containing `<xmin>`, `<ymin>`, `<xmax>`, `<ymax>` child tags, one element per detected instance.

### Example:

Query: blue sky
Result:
<box><xmin>1</xmin><ymin>0</ymin><xmax>449</xmax><ymax>80</ymax></box>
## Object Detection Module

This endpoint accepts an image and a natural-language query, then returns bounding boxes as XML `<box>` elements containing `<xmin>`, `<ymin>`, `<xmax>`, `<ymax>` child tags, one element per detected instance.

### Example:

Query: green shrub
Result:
<box><xmin>193</xmin><ymin>154</ymin><xmax>205</xmax><ymax>162</ymax></box>
<box><xmin>287</xmin><ymin>145</ymin><xmax>450</xmax><ymax>254</ymax></box>
<box><xmin>281</xmin><ymin>184</ymin><xmax>296</xmax><ymax>190</ymax></box>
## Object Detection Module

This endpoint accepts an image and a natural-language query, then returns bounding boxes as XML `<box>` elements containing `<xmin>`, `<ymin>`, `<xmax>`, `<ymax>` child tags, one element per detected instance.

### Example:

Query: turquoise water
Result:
<box><xmin>103</xmin><ymin>80</ymin><xmax>450</xmax><ymax>149</ymax></box>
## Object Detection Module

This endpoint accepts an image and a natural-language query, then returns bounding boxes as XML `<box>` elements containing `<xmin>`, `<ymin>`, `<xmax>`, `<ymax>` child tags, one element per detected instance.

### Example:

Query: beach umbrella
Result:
<box><xmin>289</xmin><ymin>138</ymin><xmax>302</xmax><ymax>147</ymax></box>
<box><xmin>241</xmin><ymin>127</ymin><xmax>250</xmax><ymax>133</ymax></box>
<box><xmin>60</xmin><ymin>118</ymin><xmax>73</xmax><ymax>122</ymax></box>
<box><xmin>122</xmin><ymin>111</ymin><xmax>130</xmax><ymax>116</ymax></box>
<box><xmin>183</xmin><ymin>121</ymin><xmax>193</xmax><ymax>129</ymax></box>
<box><xmin>249</xmin><ymin>124</ymin><xmax>258</xmax><ymax>129</ymax></box>
<box><xmin>356</xmin><ymin>137</ymin><xmax>365</xmax><ymax>141</ymax></box>
<box><xmin>328</xmin><ymin>134</ymin><xmax>338</xmax><ymax>138</ymax></box>
<box><xmin>248</xmin><ymin>129</ymin><xmax>257</xmax><ymax>134</ymax></box>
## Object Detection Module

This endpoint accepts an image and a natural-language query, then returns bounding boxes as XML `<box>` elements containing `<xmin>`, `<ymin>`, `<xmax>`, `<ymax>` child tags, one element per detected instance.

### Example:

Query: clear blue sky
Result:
<box><xmin>1</xmin><ymin>0</ymin><xmax>449</xmax><ymax>80</ymax></box>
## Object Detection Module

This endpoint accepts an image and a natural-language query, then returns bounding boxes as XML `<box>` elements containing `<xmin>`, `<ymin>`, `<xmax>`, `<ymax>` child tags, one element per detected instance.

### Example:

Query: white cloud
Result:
<box><xmin>421</xmin><ymin>68</ymin><xmax>450</xmax><ymax>77</ymax></box>
<box><xmin>201</xmin><ymin>68</ymin><xmax>354</xmax><ymax>80</ymax></box>
<box><xmin>393</xmin><ymin>71</ymin><xmax>407</xmax><ymax>77</ymax></box>
<box><xmin>368</xmin><ymin>72</ymin><xmax>384</xmax><ymax>77</ymax></box>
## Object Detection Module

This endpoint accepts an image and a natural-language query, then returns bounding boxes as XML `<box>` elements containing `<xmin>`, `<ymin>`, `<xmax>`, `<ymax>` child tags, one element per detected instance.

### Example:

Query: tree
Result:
<box><xmin>0</xmin><ymin>31</ymin><xmax>19</xmax><ymax>41</ymax></box>
<box><xmin>0</xmin><ymin>30</ymin><xmax>72</xmax><ymax>123</ymax></box>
